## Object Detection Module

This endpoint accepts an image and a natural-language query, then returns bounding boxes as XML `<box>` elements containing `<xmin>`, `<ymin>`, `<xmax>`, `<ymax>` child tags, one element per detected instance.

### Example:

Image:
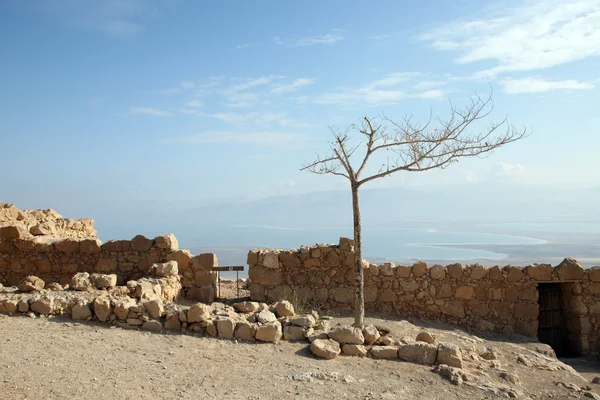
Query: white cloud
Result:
<box><xmin>271</xmin><ymin>78</ymin><xmax>316</xmax><ymax>95</ymax></box>
<box><xmin>499</xmin><ymin>77</ymin><xmax>595</xmax><ymax>94</ymax></box>
<box><xmin>161</xmin><ymin>131</ymin><xmax>303</xmax><ymax>146</ymax></box>
<box><xmin>421</xmin><ymin>0</ymin><xmax>600</xmax><ymax>77</ymax></box>
<box><xmin>369</xmin><ymin>34</ymin><xmax>391</xmax><ymax>40</ymax></box>
<box><xmin>272</xmin><ymin>36</ymin><xmax>283</xmax><ymax>45</ymax></box>
<box><xmin>129</xmin><ymin>106</ymin><xmax>173</xmax><ymax>117</ymax></box>
<box><xmin>235</xmin><ymin>42</ymin><xmax>253</xmax><ymax>49</ymax></box>
<box><xmin>315</xmin><ymin>72</ymin><xmax>448</xmax><ymax>106</ymax></box>
<box><xmin>294</xmin><ymin>32</ymin><xmax>344</xmax><ymax>46</ymax></box>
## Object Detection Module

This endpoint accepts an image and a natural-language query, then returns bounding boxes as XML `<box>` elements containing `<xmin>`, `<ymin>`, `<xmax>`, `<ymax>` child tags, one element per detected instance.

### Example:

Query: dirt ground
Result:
<box><xmin>2</xmin><ymin>311</ymin><xmax>600</xmax><ymax>400</ymax></box>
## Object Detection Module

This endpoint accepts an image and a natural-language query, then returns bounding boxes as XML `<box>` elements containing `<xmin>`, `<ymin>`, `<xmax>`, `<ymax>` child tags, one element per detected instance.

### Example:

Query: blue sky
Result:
<box><xmin>1</xmin><ymin>0</ymin><xmax>600</xmax><ymax>214</ymax></box>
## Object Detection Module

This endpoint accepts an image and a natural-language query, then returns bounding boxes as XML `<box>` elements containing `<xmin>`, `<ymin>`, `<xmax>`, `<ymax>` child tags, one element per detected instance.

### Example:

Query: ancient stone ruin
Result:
<box><xmin>247</xmin><ymin>238</ymin><xmax>600</xmax><ymax>356</ymax></box>
<box><xmin>1</xmin><ymin>201</ymin><xmax>600</xmax><ymax>361</ymax></box>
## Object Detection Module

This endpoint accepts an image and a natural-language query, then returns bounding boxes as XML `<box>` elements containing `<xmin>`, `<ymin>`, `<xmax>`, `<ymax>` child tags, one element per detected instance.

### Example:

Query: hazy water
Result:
<box><xmin>180</xmin><ymin>225</ymin><xmax>544</xmax><ymax>261</ymax></box>
<box><xmin>485</xmin><ymin>222</ymin><xmax>600</xmax><ymax>233</ymax></box>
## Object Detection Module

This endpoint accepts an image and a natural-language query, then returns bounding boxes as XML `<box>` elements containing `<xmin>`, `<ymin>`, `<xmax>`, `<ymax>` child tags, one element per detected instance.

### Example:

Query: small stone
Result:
<box><xmin>216</xmin><ymin>317</ymin><xmax>236</xmax><ymax>339</ymax></box>
<box><xmin>46</xmin><ymin>282</ymin><xmax>64</xmax><ymax>291</ymax></box>
<box><xmin>398</xmin><ymin>342</ymin><xmax>438</xmax><ymax>365</ymax></box>
<box><xmin>274</xmin><ymin>300</ymin><xmax>295</xmax><ymax>317</ymax></box>
<box><xmin>289</xmin><ymin>315</ymin><xmax>316</xmax><ymax>328</ymax></box>
<box><xmin>437</xmin><ymin>343</ymin><xmax>463</xmax><ymax>368</ymax></box>
<box><xmin>256</xmin><ymin>309</ymin><xmax>277</xmax><ymax>324</ymax></box>
<box><xmin>233</xmin><ymin>301</ymin><xmax>260</xmax><ymax>313</ymax></box>
<box><xmin>143</xmin><ymin>298</ymin><xmax>164</xmax><ymax>319</ymax></box>
<box><xmin>370</xmin><ymin>346</ymin><xmax>399</xmax><ymax>360</ymax></box>
<box><xmin>342</xmin><ymin>344</ymin><xmax>368</xmax><ymax>357</ymax></box>
<box><xmin>142</xmin><ymin>320</ymin><xmax>163</xmax><ymax>331</ymax></box>
<box><xmin>283</xmin><ymin>324</ymin><xmax>307</xmax><ymax>341</ymax></box>
<box><xmin>151</xmin><ymin>261</ymin><xmax>179</xmax><ymax>277</ymax></box>
<box><xmin>362</xmin><ymin>324</ymin><xmax>380</xmax><ymax>345</ymax></box>
<box><xmin>328</xmin><ymin>325</ymin><xmax>364</xmax><ymax>345</ymax></box>
<box><xmin>255</xmin><ymin>321</ymin><xmax>282</xmax><ymax>343</ymax></box>
<box><xmin>415</xmin><ymin>331</ymin><xmax>436</xmax><ymax>344</ymax></box>
<box><xmin>310</xmin><ymin>339</ymin><xmax>340</xmax><ymax>359</ymax></box>
<box><xmin>71</xmin><ymin>272</ymin><xmax>93</xmax><ymax>291</ymax></box>
<box><xmin>18</xmin><ymin>275</ymin><xmax>45</xmax><ymax>292</ymax></box>
<box><xmin>71</xmin><ymin>299</ymin><xmax>92</xmax><ymax>320</ymax></box>
<box><xmin>90</xmin><ymin>273</ymin><xmax>117</xmax><ymax>289</ymax></box>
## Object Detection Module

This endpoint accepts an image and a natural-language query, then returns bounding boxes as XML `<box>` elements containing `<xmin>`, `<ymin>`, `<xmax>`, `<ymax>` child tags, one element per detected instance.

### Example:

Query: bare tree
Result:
<box><xmin>301</xmin><ymin>91</ymin><xmax>528</xmax><ymax>328</ymax></box>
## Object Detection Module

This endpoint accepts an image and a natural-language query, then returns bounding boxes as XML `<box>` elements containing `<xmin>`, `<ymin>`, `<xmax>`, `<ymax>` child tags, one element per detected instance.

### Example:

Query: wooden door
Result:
<box><xmin>537</xmin><ymin>284</ymin><xmax>566</xmax><ymax>356</ymax></box>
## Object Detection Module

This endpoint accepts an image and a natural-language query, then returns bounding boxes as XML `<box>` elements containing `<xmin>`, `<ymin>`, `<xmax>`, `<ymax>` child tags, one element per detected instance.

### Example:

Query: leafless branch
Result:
<box><xmin>301</xmin><ymin>90</ymin><xmax>529</xmax><ymax>186</ymax></box>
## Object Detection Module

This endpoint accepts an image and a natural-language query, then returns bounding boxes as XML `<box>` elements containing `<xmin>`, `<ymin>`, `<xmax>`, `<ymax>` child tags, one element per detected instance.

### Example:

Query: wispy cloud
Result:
<box><xmin>271</xmin><ymin>78</ymin><xmax>316</xmax><ymax>95</ymax></box>
<box><xmin>198</xmin><ymin>110</ymin><xmax>313</xmax><ymax>129</ymax></box>
<box><xmin>186</xmin><ymin>99</ymin><xmax>203</xmax><ymax>108</ymax></box>
<box><xmin>421</xmin><ymin>0</ymin><xmax>600</xmax><ymax>77</ymax></box>
<box><xmin>315</xmin><ymin>72</ymin><xmax>448</xmax><ymax>106</ymax></box>
<box><xmin>129</xmin><ymin>106</ymin><xmax>173</xmax><ymax>117</ymax></box>
<box><xmin>369</xmin><ymin>34</ymin><xmax>391</xmax><ymax>41</ymax></box>
<box><xmin>235</xmin><ymin>42</ymin><xmax>254</xmax><ymax>49</ymax></box>
<box><xmin>161</xmin><ymin>131</ymin><xmax>303</xmax><ymax>146</ymax></box>
<box><xmin>159</xmin><ymin>80</ymin><xmax>195</xmax><ymax>94</ymax></box>
<box><xmin>500</xmin><ymin>77</ymin><xmax>595</xmax><ymax>94</ymax></box>
<box><xmin>295</xmin><ymin>32</ymin><xmax>344</xmax><ymax>46</ymax></box>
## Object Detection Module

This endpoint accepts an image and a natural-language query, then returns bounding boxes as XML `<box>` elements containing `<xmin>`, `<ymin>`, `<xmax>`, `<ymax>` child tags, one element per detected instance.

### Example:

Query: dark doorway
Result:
<box><xmin>537</xmin><ymin>283</ymin><xmax>576</xmax><ymax>357</ymax></box>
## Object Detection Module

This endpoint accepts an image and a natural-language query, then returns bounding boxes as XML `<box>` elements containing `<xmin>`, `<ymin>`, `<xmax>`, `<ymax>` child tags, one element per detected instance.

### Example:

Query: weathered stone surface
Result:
<box><xmin>256</xmin><ymin>309</ymin><xmax>277</xmax><ymax>324</ymax></box>
<box><xmin>526</xmin><ymin>264</ymin><xmax>554</xmax><ymax>281</ymax></box>
<box><xmin>18</xmin><ymin>275</ymin><xmax>45</xmax><ymax>292</ymax></box>
<box><xmin>289</xmin><ymin>315</ymin><xmax>316</xmax><ymax>328</ymax></box>
<box><xmin>310</xmin><ymin>339</ymin><xmax>340</xmax><ymax>359</ymax></box>
<box><xmin>555</xmin><ymin>258</ymin><xmax>584</xmax><ymax>281</ymax></box>
<box><xmin>333</xmin><ymin>344</ymin><xmax>363</xmax><ymax>358</ymax></box>
<box><xmin>455</xmin><ymin>286</ymin><xmax>473</xmax><ymax>300</ymax></box>
<box><xmin>416</xmin><ymin>331</ymin><xmax>436</xmax><ymax>344</ymax></box>
<box><xmin>470</xmin><ymin>265</ymin><xmax>488</xmax><ymax>280</ymax></box>
<box><xmin>130</xmin><ymin>235</ymin><xmax>153</xmax><ymax>252</ymax></box>
<box><xmin>216</xmin><ymin>318</ymin><xmax>236</xmax><ymax>339</ymax></box>
<box><xmin>588</xmin><ymin>267</ymin><xmax>600</xmax><ymax>283</ymax></box>
<box><xmin>363</xmin><ymin>324</ymin><xmax>380</xmax><ymax>345</ymax></box>
<box><xmin>437</xmin><ymin>343</ymin><xmax>463</xmax><ymax>368</ymax></box>
<box><xmin>339</xmin><ymin>237</ymin><xmax>354</xmax><ymax>252</ymax></box>
<box><xmin>331</xmin><ymin>287</ymin><xmax>354</xmax><ymax>303</ymax></box>
<box><xmin>142</xmin><ymin>320</ymin><xmax>162</xmax><ymax>331</ymax></box>
<box><xmin>80</xmin><ymin>238</ymin><xmax>101</xmax><ymax>254</ymax></box>
<box><xmin>396</xmin><ymin>265</ymin><xmax>411</xmax><ymax>278</ymax></box>
<box><xmin>488</xmin><ymin>266</ymin><xmax>504</xmax><ymax>281</ymax></box>
<box><xmin>154</xmin><ymin>233</ymin><xmax>178</xmax><ymax>250</ymax></box>
<box><xmin>93</xmin><ymin>297</ymin><xmax>112</xmax><ymax>322</ymax></box>
<box><xmin>255</xmin><ymin>321</ymin><xmax>282</xmax><ymax>343</ymax></box>
<box><xmin>143</xmin><ymin>298</ymin><xmax>164</xmax><ymax>319</ymax></box>
<box><xmin>187</xmin><ymin>303</ymin><xmax>211</xmax><ymax>323</ymax></box>
<box><xmin>30</xmin><ymin>296</ymin><xmax>53</xmax><ymax>315</ymax></box>
<box><xmin>90</xmin><ymin>273</ymin><xmax>117</xmax><ymax>289</ymax></box>
<box><xmin>72</xmin><ymin>299</ymin><xmax>92</xmax><ymax>320</ymax></box>
<box><xmin>152</xmin><ymin>261</ymin><xmax>178</xmax><ymax>278</ymax></box>
<box><xmin>186</xmin><ymin>285</ymin><xmax>215</xmax><ymax>303</ymax></box>
<box><xmin>515</xmin><ymin>303</ymin><xmax>538</xmax><ymax>319</ymax></box>
<box><xmin>398</xmin><ymin>342</ymin><xmax>438</xmax><ymax>365</ymax></box>
<box><xmin>400</xmin><ymin>280</ymin><xmax>419</xmax><ymax>292</ymax></box>
<box><xmin>328</xmin><ymin>325</ymin><xmax>364</xmax><ymax>345</ymax></box>
<box><xmin>71</xmin><ymin>272</ymin><xmax>93</xmax><ymax>291</ymax></box>
<box><xmin>446</xmin><ymin>263</ymin><xmax>465</xmax><ymax>279</ymax></box>
<box><xmin>101</xmin><ymin>240</ymin><xmax>130</xmax><ymax>252</ymax></box>
<box><xmin>0</xmin><ymin>224</ymin><xmax>28</xmax><ymax>239</ymax></box>
<box><xmin>371</xmin><ymin>346</ymin><xmax>399</xmax><ymax>359</ymax></box>
<box><xmin>379</xmin><ymin>289</ymin><xmax>397</xmax><ymax>302</ymax></box>
<box><xmin>113</xmin><ymin>298</ymin><xmax>137</xmax><ymax>320</ymax></box>
<box><xmin>166</xmin><ymin>249</ymin><xmax>192</xmax><ymax>270</ymax></box>
<box><xmin>164</xmin><ymin>313</ymin><xmax>181</xmax><ymax>330</ymax></box>
<box><xmin>379</xmin><ymin>262</ymin><xmax>395</xmax><ymax>276</ymax></box>
<box><xmin>0</xmin><ymin>299</ymin><xmax>18</xmax><ymax>313</ymax></box>
<box><xmin>430</xmin><ymin>265</ymin><xmax>445</xmax><ymax>280</ymax></box>
<box><xmin>441</xmin><ymin>301</ymin><xmax>465</xmax><ymax>319</ymax></box>
<box><xmin>505</xmin><ymin>266</ymin><xmax>525</xmax><ymax>282</ymax></box>
<box><xmin>262</xmin><ymin>252</ymin><xmax>280</xmax><ymax>269</ymax></box>
<box><xmin>306</xmin><ymin>329</ymin><xmax>329</xmax><ymax>342</ymax></box>
<box><xmin>283</xmin><ymin>324</ymin><xmax>306</xmax><ymax>341</ymax></box>
<box><xmin>234</xmin><ymin>320</ymin><xmax>256</xmax><ymax>341</ymax></box>
<box><xmin>233</xmin><ymin>301</ymin><xmax>260</xmax><ymax>313</ymax></box>
<box><xmin>274</xmin><ymin>300</ymin><xmax>295</xmax><ymax>317</ymax></box>
<box><xmin>54</xmin><ymin>239</ymin><xmax>81</xmax><ymax>253</ymax></box>
<box><xmin>412</xmin><ymin>261</ymin><xmax>428</xmax><ymax>277</ymax></box>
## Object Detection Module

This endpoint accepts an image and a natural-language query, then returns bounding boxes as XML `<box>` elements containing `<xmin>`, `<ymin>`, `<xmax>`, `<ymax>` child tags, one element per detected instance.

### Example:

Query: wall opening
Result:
<box><xmin>537</xmin><ymin>283</ymin><xmax>578</xmax><ymax>357</ymax></box>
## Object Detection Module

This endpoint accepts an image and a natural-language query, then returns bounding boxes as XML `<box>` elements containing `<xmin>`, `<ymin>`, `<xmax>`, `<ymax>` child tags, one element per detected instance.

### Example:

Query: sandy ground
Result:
<box><xmin>2</xmin><ymin>311</ymin><xmax>600</xmax><ymax>400</ymax></box>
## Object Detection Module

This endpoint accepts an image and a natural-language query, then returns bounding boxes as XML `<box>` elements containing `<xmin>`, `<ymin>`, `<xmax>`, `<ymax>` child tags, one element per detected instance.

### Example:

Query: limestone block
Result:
<box><xmin>71</xmin><ymin>299</ymin><xmax>92</xmax><ymax>320</ymax></box>
<box><xmin>470</xmin><ymin>265</ymin><xmax>488</xmax><ymax>280</ymax></box>
<box><xmin>216</xmin><ymin>317</ymin><xmax>236</xmax><ymax>339</ymax></box>
<box><xmin>154</xmin><ymin>233</ymin><xmax>178</xmax><ymax>250</ymax></box>
<box><xmin>310</xmin><ymin>339</ymin><xmax>340</xmax><ymax>359</ymax></box>
<box><xmin>526</xmin><ymin>264</ymin><xmax>553</xmax><ymax>281</ymax></box>
<box><xmin>152</xmin><ymin>261</ymin><xmax>179</xmax><ymax>277</ymax></box>
<box><xmin>455</xmin><ymin>286</ymin><xmax>473</xmax><ymax>300</ymax></box>
<box><xmin>101</xmin><ymin>240</ymin><xmax>130</xmax><ymax>252</ymax></box>
<box><xmin>328</xmin><ymin>325</ymin><xmax>364</xmax><ymax>345</ymax></box>
<box><xmin>234</xmin><ymin>320</ymin><xmax>257</xmax><ymax>341</ymax></box>
<box><xmin>398</xmin><ymin>342</ymin><xmax>438</xmax><ymax>365</ymax></box>
<box><xmin>555</xmin><ymin>258</ymin><xmax>584</xmax><ymax>281</ymax></box>
<box><xmin>446</xmin><ymin>263</ymin><xmax>465</xmax><ymax>279</ymax></box>
<box><xmin>93</xmin><ymin>297</ymin><xmax>112</xmax><ymax>322</ymax></box>
<box><xmin>506</xmin><ymin>266</ymin><xmax>525</xmax><ymax>282</ymax></box>
<box><xmin>441</xmin><ymin>301</ymin><xmax>465</xmax><ymax>318</ymax></box>
<box><xmin>437</xmin><ymin>343</ymin><xmax>463</xmax><ymax>368</ymax></box>
<box><xmin>342</xmin><ymin>344</ymin><xmax>367</xmax><ymax>357</ymax></box>
<box><xmin>412</xmin><ymin>261</ymin><xmax>428</xmax><ymax>277</ymax></box>
<box><xmin>18</xmin><ymin>275</ymin><xmax>45</xmax><ymax>292</ymax></box>
<box><xmin>331</xmin><ymin>287</ymin><xmax>354</xmax><ymax>303</ymax></box>
<box><xmin>262</xmin><ymin>252</ymin><xmax>280</xmax><ymax>269</ymax></box>
<box><xmin>71</xmin><ymin>272</ymin><xmax>93</xmax><ymax>291</ymax></box>
<box><xmin>54</xmin><ymin>239</ymin><xmax>81</xmax><ymax>253</ymax></box>
<box><xmin>130</xmin><ymin>235</ymin><xmax>153</xmax><ymax>252</ymax></box>
<box><xmin>80</xmin><ymin>238</ymin><xmax>101</xmax><ymax>254</ymax></box>
<box><xmin>283</xmin><ymin>324</ymin><xmax>306</xmax><ymax>341</ymax></box>
<box><xmin>166</xmin><ymin>249</ymin><xmax>192</xmax><ymax>270</ymax></box>
<box><xmin>430</xmin><ymin>265</ymin><xmax>445</xmax><ymax>280</ymax></box>
<box><xmin>371</xmin><ymin>346</ymin><xmax>399</xmax><ymax>359</ymax></box>
<box><xmin>255</xmin><ymin>321</ymin><xmax>282</xmax><ymax>343</ymax></box>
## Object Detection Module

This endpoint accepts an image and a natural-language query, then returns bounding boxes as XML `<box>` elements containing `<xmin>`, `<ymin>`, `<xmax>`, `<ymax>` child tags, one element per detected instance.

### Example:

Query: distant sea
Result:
<box><xmin>178</xmin><ymin>225</ymin><xmax>546</xmax><ymax>275</ymax></box>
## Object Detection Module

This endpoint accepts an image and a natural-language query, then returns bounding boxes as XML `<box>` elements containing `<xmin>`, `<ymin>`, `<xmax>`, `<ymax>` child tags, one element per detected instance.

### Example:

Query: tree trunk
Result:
<box><xmin>351</xmin><ymin>182</ymin><xmax>364</xmax><ymax>329</ymax></box>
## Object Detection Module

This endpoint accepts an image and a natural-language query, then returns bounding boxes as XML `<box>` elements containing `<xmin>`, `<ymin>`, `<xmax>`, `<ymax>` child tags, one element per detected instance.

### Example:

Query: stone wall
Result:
<box><xmin>0</xmin><ymin>233</ymin><xmax>218</xmax><ymax>303</ymax></box>
<box><xmin>247</xmin><ymin>237</ymin><xmax>600</xmax><ymax>354</ymax></box>
<box><xmin>0</xmin><ymin>202</ymin><xmax>96</xmax><ymax>239</ymax></box>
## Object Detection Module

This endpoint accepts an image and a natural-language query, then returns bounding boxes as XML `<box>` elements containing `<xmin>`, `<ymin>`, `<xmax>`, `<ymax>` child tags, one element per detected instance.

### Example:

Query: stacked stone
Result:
<box><xmin>0</xmin><ymin>202</ymin><xmax>96</xmax><ymax>239</ymax></box>
<box><xmin>247</xmin><ymin>238</ymin><xmax>600</xmax><ymax>347</ymax></box>
<box><xmin>0</xmin><ymin>231</ymin><xmax>218</xmax><ymax>303</ymax></box>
